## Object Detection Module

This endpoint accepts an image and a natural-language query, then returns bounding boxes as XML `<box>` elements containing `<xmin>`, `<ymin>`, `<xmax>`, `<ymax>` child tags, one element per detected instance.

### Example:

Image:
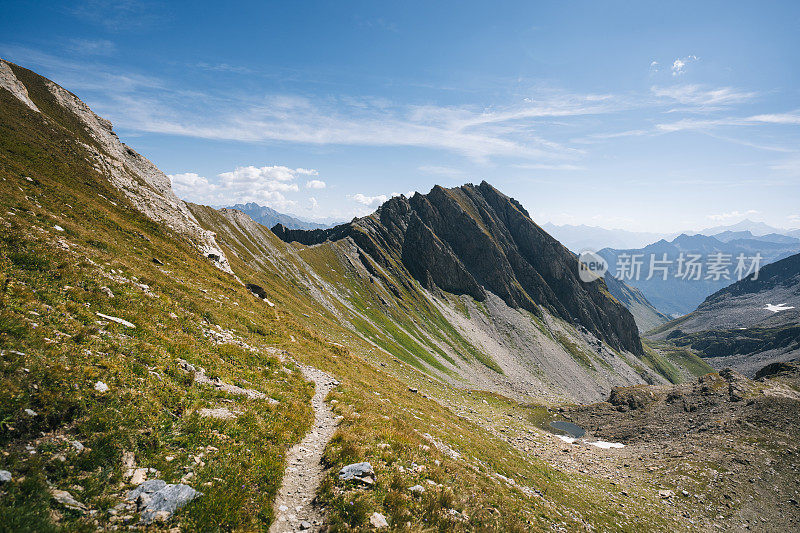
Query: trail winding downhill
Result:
<box><xmin>270</xmin><ymin>363</ymin><xmax>339</xmax><ymax>533</ymax></box>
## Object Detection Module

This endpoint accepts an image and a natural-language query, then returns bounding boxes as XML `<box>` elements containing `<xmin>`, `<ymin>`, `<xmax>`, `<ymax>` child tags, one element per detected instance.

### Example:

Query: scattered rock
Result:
<box><xmin>659</xmin><ymin>490</ymin><xmax>675</xmax><ymax>499</ymax></box>
<box><xmin>370</xmin><ymin>512</ymin><xmax>389</xmax><ymax>528</ymax></box>
<box><xmin>609</xmin><ymin>386</ymin><xmax>659</xmax><ymax>411</ymax></box>
<box><xmin>24</xmin><ymin>408</ymin><xmax>37</xmax><ymax>417</ymax></box>
<box><xmin>96</xmin><ymin>312</ymin><xmax>135</xmax><ymax>328</ymax></box>
<box><xmin>299</xmin><ymin>520</ymin><xmax>312</xmax><ymax>530</ymax></box>
<box><xmin>339</xmin><ymin>462</ymin><xmax>375</xmax><ymax>485</ymax></box>
<box><xmin>129</xmin><ymin>468</ymin><xmax>149</xmax><ymax>485</ymax></box>
<box><xmin>126</xmin><ymin>480</ymin><xmax>201</xmax><ymax>524</ymax></box>
<box><xmin>100</xmin><ymin>286</ymin><xmax>114</xmax><ymax>298</ymax></box>
<box><xmin>53</xmin><ymin>225</ymin><xmax>64</xmax><ymax>232</ymax></box>
<box><xmin>0</xmin><ymin>470</ymin><xmax>11</xmax><ymax>483</ymax></box>
<box><xmin>409</xmin><ymin>484</ymin><xmax>425</xmax><ymax>494</ymax></box>
<box><xmin>94</xmin><ymin>381</ymin><xmax>109</xmax><ymax>393</ymax></box>
<box><xmin>152</xmin><ymin>257</ymin><xmax>164</xmax><ymax>265</ymax></box>
<box><xmin>51</xmin><ymin>488</ymin><xmax>87</xmax><ymax>512</ymax></box>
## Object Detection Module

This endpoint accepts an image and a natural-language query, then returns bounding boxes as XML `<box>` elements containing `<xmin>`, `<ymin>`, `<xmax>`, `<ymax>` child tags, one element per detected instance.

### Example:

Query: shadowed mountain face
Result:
<box><xmin>274</xmin><ymin>182</ymin><xmax>643</xmax><ymax>355</ymax></box>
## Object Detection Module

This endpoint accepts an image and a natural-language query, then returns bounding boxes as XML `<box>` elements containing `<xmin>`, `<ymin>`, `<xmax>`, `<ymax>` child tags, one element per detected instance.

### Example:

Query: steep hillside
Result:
<box><xmin>3</xmin><ymin>59</ymin><xmax>777</xmax><ymax>532</ymax></box>
<box><xmin>603</xmin><ymin>274</ymin><xmax>669</xmax><ymax>333</ymax></box>
<box><xmin>650</xmin><ymin>252</ymin><xmax>800</xmax><ymax>375</ymax></box>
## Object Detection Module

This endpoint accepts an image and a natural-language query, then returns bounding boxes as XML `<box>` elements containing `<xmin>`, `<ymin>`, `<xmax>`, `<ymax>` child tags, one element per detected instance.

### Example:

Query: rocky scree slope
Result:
<box><xmin>564</xmin><ymin>364</ymin><xmax>800</xmax><ymax>531</ymax></box>
<box><xmin>274</xmin><ymin>182</ymin><xmax>643</xmax><ymax>357</ymax></box>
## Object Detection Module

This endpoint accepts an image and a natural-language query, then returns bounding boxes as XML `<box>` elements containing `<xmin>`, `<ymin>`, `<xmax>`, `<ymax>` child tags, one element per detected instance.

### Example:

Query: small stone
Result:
<box><xmin>71</xmin><ymin>440</ymin><xmax>85</xmax><ymax>453</ymax></box>
<box><xmin>54</xmin><ymin>225</ymin><xmax>64</xmax><ymax>232</ymax></box>
<box><xmin>100</xmin><ymin>287</ymin><xmax>114</xmax><ymax>298</ymax></box>
<box><xmin>129</xmin><ymin>468</ymin><xmax>148</xmax><ymax>485</ymax></box>
<box><xmin>409</xmin><ymin>484</ymin><xmax>425</xmax><ymax>493</ymax></box>
<box><xmin>0</xmin><ymin>470</ymin><xmax>12</xmax><ymax>483</ymax></box>
<box><xmin>24</xmin><ymin>408</ymin><xmax>37</xmax><ymax>417</ymax></box>
<box><xmin>122</xmin><ymin>451</ymin><xmax>135</xmax><ymax>470</ymax></box>
<box><xmin>370</xmin><ymin>512</ymin><xmax>389</xmax><ymax>528</ymax></box>
<box><xmin>299</xmin><ymin>521</ymin><xmax>312</xmax><ymax>530</ymax></box>
<box><xmin>659</xmin><ymin>490</ymin><xmax>675</xmax><ymax>499</ymax></box>
<box><xmin>339</xmin><ymin>462</ymin><xmax>375</xmax><ymax>485</ymax></box>
<box><xmin>51</xmin><ymin>488</ymin><xmax>87</xmax><ymax>512</ymax></box>
<box><xmin>94</xmin><ymin>381</ymin><xmax>109</xmax><ymax>393</ymax></box>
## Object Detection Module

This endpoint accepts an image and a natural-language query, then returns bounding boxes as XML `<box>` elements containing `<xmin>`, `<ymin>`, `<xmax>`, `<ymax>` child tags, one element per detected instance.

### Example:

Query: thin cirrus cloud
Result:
<box><xmin>707</xmin><ymin>210</ymin><xmax>759</xmax><ymax>222</ymax></box>
<box><xmin>169</xmin><ymin>165</ymin><xmax>319</xmax><ymax>210</ymax></box>
<box><xmin>651</xmin><ymin>85</ymin><xmax>757</xmax><ymax>110</ymax></box>
<box><xmin>112</xmin><ymin>92</ymin><xmax>609</xmax><ymax>162</ymax></box>
<box><xmin>657</xmin><ymin>112</ymin><xmax>800</xmax><ymax>133</ymax></box>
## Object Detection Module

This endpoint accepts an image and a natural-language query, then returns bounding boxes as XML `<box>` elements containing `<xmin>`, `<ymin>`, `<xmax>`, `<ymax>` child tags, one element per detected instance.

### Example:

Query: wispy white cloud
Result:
<box><xmin>652</xmin><ymin>84</ymin><xmax>757</xmax><ymax>110</ymax></box>
<box><xmin>706</xmin><ymin>209</ymin><xmax>759</xmax><ymax>222</ymax></box>
<box><xmin>514</xmin><ymin>163</ymin><xmax>585</xmax><ymax>171</ymax></box>
<box><xmin>67</xmin><ymin>38</ymin><xmax>117</xmax><ymax>56</ymax></box>
<box><xmin>195</xmin><ymin>62</ymin><xmax>253</xmax><ymax>74</ymax></box>
<box><xmin>748</xmin><ymin>113</ymin><xmax>800</xmax><ymax>125</ymax></box>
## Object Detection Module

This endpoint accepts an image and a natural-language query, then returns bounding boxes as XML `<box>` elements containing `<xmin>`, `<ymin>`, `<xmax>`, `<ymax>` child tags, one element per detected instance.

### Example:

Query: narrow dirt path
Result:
<box><xmin>270</xmin><ymin>363</ymin><xmax>339</xmax><ymax>533</ymax></box>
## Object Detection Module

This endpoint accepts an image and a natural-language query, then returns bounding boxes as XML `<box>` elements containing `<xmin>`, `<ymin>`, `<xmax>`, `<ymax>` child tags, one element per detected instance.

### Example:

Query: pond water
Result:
<box><xmin>549</xmin><ymin>420</ymin><xmax>586</xmax><ymax>438</ymax></box>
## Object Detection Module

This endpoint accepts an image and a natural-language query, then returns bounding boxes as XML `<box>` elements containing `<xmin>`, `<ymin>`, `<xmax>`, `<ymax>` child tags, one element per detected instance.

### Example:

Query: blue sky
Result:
<box><xmin>2</xmin><ymin>1</ymin><xmax>799</xmax><ymax>231</ymax></box>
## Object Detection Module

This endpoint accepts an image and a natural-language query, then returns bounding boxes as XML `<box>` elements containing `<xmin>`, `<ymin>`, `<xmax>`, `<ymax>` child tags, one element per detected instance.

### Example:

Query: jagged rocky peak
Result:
<box><xmin>0</xmin><ymin>58</ymin><xmax>231</xmax><ymax>273</ymax></box>
<box><xmin>273</xmin><ymin>181</ymin><xmax>643</xmax><ymax>355</ymax></box>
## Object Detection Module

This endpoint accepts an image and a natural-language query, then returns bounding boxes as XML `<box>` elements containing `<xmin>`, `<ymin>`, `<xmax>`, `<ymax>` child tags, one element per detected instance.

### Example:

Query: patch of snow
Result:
<box><xmin>588</xmin><ymin>440</ymin><xmax>625</xmax><ymax>449</ymax></box>
<box><xmin>556</xmin><ymin>435</ymin><xmax>577</xmax><ymax>444</ymax></box>
<box><xmin>764</xmin><ymin>303</ymin><xmax>795</xmax><ymax>313</ymax></box>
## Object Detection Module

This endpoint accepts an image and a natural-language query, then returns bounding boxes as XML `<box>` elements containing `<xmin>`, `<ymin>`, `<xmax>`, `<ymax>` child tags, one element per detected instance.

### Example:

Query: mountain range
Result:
<box><xmin>2</xmin><ymin>58</ymin><xmax>799</xmax><ymax>531</ymax></box>
<box><xmin>597</xmin><ymin>233</ymin><xmax>800</xmax><ymax>318</ymax></box>
<box><xmin>650</xmin><ymin>252</ymin><xmax>800</xmax><ymax>375</ymax></box>
<box><xmin>225</xmin><ymin>202</ymin><xmax>335</xmax><ymax>231</ymax></box>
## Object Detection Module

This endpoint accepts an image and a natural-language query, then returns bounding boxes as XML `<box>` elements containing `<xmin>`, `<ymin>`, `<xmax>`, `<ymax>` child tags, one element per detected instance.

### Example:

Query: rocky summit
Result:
<box><xmin>274</xmin><ymin>182</ymin><xmax>642</xmax><ymax>355</ymax></box>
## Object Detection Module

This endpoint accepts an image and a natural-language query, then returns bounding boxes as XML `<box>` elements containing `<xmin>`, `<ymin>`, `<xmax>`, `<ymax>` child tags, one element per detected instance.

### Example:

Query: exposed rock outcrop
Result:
<box><xmin>273</xmin><ymin>182</ymin><xmax>643</xmax><ymax>354</ymax></box>
<box><xmin>0</xmin><ymin>58</ymin><xmax>231</xmax><ymax>274</ymax></box>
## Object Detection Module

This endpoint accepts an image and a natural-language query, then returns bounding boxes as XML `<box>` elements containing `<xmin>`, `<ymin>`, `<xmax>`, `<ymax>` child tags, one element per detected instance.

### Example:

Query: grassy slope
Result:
<box><xmin>0</xmin><ymin>69</ymin><xmax>693</xmax><ymax>532</ymax></box>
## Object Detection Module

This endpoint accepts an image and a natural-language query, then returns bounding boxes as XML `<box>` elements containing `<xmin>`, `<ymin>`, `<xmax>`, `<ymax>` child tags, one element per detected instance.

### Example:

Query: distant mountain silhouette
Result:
<box><xmin>226</xmin><ymin>202</ymin><xmax>335</xmax><ymax>230</ymax></box>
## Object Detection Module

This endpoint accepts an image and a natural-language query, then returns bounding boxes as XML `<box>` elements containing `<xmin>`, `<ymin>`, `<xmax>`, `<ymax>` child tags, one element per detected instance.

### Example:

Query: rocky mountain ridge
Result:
<box><xmin>274</xmin><ymin>182</ymin><xmax>643</xmax><ymax>356</ymax></box>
